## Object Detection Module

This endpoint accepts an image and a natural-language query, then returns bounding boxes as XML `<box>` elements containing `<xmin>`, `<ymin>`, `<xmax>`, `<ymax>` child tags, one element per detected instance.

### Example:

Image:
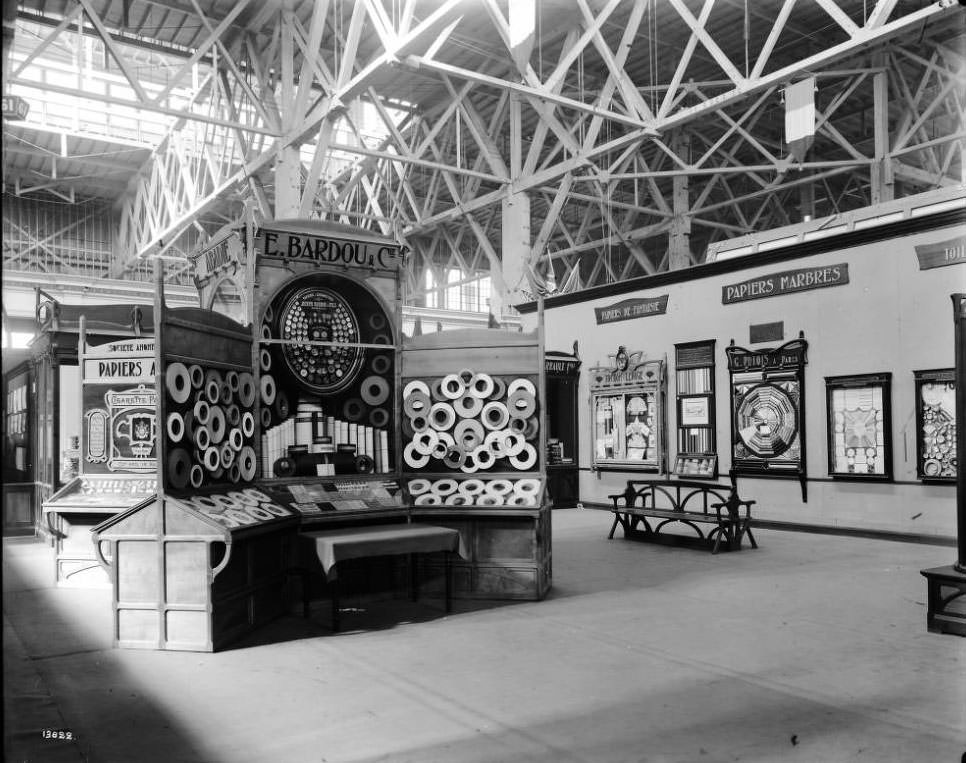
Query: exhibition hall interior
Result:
<box><xmin>2</xmin><ymin>1</ymin><xmax>964</xmax><ymax>761</ymax></box>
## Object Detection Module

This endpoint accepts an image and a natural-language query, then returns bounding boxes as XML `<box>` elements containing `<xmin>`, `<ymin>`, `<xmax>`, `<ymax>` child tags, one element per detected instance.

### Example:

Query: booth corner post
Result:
<box><xmin>919</xmin><ymin>293</ymin><xmax>966</xmax><ymax>636</ymax></box>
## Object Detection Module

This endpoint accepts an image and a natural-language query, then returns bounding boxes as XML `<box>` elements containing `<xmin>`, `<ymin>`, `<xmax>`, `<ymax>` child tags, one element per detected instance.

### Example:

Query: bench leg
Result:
<box><xmin>608</xmin><ymin>513</ymin><xmax>621</xmax><ymax>539</ymax></box>
<box><xmin>330</xmin><ymin>577</ymin><xmax>341</xmax><ymax>632</ymax></box>
<box><xmin>445</xmin><ymin>551</ymin><xmax>452</xmax><ymax>613</ymax></box>
<box><xmin>742</xmin><ymin>522</ymin><xmax>758</xmax><ymax>549</ymax></box>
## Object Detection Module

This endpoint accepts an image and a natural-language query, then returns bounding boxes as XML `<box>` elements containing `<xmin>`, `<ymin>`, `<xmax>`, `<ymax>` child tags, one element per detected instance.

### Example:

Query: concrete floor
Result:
<box><xmin>4</xmin><ymin>507</ymin><xmax>965</xmax><ymax>763</ymax></box>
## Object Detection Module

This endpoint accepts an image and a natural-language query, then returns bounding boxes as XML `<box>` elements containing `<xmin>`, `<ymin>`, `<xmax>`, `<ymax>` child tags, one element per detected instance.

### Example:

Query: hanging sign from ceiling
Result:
<box><xmin>594</xmin><ymin>295</ymin><xmax>668</xmax><ymax>325</ymax></box>
<box><xmin>914</xmin><ymin>237</ymin><xmax>966</xmax><ymax>270</ymax></box>
<box><xmin>722</xmin><ymin>264</ymin><xmax>848</xmax><ymax>304</ymax></box>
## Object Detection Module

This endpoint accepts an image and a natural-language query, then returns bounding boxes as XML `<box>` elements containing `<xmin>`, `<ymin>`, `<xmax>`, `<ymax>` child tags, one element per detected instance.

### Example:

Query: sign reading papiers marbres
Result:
<box><xmin>594</xmin><ymin>295</ymin><xmax>669</xmax><ymax>325</ymax></box>
<box><xmin>722</xmin><ymin>264</ymin><xmax>849</xmax><ymax>304</ymax></box>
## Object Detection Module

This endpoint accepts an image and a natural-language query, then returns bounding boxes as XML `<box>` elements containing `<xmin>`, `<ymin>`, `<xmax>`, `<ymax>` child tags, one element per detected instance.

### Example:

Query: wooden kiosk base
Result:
<box><xmin>920</xmin><ymin>565</ymin><xmax>966</xmax><ymax>637</ymax></box>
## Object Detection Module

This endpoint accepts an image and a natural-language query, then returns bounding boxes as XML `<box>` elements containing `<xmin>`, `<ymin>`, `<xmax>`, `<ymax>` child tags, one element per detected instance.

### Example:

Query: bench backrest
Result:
<box><xmin>620</xmin><ymin>480</ymin><xmax>733</xmax><ymax>515</ymax></box>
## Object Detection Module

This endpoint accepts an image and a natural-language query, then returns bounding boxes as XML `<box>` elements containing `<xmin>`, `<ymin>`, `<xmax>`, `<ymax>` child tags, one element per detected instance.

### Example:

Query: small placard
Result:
<box><xmin>595</xmin><ymin>295</ymin><xmax>669</xmax><ymax>324</ymax></box>
<box><xmin>750</xmin><ymin>322</ymin><xmax>784</xmax><ymax>344</ymax></box>
<box><xmin>914</xmin><ymin>237</ymin><xmax>966</xmax><ymax>270</ymax></box>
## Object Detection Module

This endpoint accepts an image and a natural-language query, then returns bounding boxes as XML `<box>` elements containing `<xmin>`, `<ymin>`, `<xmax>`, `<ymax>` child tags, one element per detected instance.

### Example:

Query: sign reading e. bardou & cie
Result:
<box><xmin>914</xmin><ymin>237</ymin><xmax>966</xmax><ymax>270</ymax></box>
<box><xmin>722</xmin><ymin>264</ymin><xmax>849</xmax><ymax>304</ymax></box>
<box><xmin>594</xmin><ymin>295</ymin><xmax>669</xmax><ymax>325</ymax></box>
<box><xmin>256</xmin><ymin>228</ymin><xmax>407</xmax><ymax>273</ymax></box>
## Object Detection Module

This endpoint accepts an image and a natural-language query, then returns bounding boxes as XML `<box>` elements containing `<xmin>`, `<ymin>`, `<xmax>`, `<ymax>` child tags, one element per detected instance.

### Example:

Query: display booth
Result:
<box><xmin>42</xmin><ymin>321</ymin><xmax>158</xmax><ymax>586</ymax></box>
<box><xmin>90</xmin><ymin>217</ymin><xmax>552</xmax><ymax>650</ymax></box>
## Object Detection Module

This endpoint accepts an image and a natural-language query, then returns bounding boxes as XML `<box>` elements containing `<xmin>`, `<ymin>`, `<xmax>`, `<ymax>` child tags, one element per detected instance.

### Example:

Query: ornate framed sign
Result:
<box><xmin>825</xmin><ymin>373</ymin><xmax>892</xmax><ymax>481</ymax></box>
<box><xmin>914</xmin><ymin>369</ymin><xmax>957</xmax><ymax>482</ymax></box>
<box><xmin>726</xmin><ymin>334</ymin><xmax>808</xmax><ymax>499</ymax></box>
<box><xmin>589</xmin><ymin>347</ymin><xmax>666</xmax><ymax>472</ymax></box>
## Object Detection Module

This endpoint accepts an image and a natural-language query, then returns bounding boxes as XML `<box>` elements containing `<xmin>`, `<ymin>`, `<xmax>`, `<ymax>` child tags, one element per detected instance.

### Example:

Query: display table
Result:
<box><xmin>300</xmin><ymin>523</ymin><xmax>461</xmax><ymax>630</ymax></box>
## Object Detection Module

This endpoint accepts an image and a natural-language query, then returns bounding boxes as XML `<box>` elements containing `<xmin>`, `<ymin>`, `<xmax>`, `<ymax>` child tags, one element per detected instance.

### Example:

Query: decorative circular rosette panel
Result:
<box><xmin>735</xmin><ymin>383</ymin><xmax>798</xmax><ymax>458</ymax></box>
<box><xmin>278</xmin><ymin>286</ymin><xmax>363</xmax><ymax>393</ymax></box>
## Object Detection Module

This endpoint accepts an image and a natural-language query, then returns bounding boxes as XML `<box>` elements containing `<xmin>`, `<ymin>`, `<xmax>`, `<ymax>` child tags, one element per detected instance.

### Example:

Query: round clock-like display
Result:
<box><xmin>736</xmin><ymin>383</ymin><xmax>798</xmax><ymax>458</ymax></box>
<box><xmin>278</xmin><ymin>287</ymin><xmax>363</xmax><ymax>393</ymax></box>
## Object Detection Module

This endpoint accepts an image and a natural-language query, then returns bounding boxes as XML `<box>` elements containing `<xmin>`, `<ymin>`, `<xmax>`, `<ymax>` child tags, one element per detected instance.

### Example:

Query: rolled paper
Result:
<box><xmin>410</xmin><ymin>415</ymin><xmax>429</xmax><ymax>433</ymax></box>
<box><xmin>241</xmin><ymin>411</ymin><xmax>256</xmax><ymax>438</ymax></box>
<box><xmin>429</xmin><ymin>402</ymin><xmax>457</xmax><ymax>431</ymax></box>
<box><xmin>401</xmin><ymin>417</ymin><xmax>416</xmax><ymax>440</ymax></box>
<box><xmin>407</xmin><ymin>478</ymin><xmax>433</xmax><ymax>496</ymax></box>
<box><xmin>194</xmin><ymin>400</ymin><xmax>212</xmax><ymax>426</ymax></box>
<box><xmin>261</xmin><ymin>324</ymin><xmax>272</xmax><ymax>339</ymax></box>
<box><xmin>207</xmin><ymin>406</ymin><xmax>227</xmax><ymax>444</ymax></box>
<box><xmin>203</xmin><ymin>445</ymin><xmax>221</xmax><ymax>471</ymax></box>
<box><xmin>413</xmin><ymin>429</ymin><xmax>439</xmax><ymax>456</ymax></box>
<box><xmin>226</xmin><ymin>404</ymin><xmax>241</xmax><ymax>427</ymax></box>
<box><xmin>211</xmin><ymin>494</ymin><xmax>239</xmax><ymax>510</ymax></box>
<box><xmin>259</xmin><ymin>502</ymin><xmax>289</xmax><ymax>516</ymax></box>
<box><xmin>472</xmin><ymin>445</ymin><xmax>495</xmax><ymax>470</ymax></box>
<box><xmin>228</xmin><ymin>427</ymin><xmax>244</xmax><ymax>451</ymax></box>
<box><xmin>274</xmin><ymin>457</ymin><xmax>295</xmax><ymax>478</ymax></box>
<box><xmin>484</xmin><ymin>478</ymin><xmax>514</xmax><ymax>496</ymax></box>
<box><xmin>263</xmin><ymin>304</ymin><xmax>275</xmax><ymax>323</ymax></box>
<box><xmin>469</xmin><ymin>373</ymin><xmax>494</xmax><ymax>399</ymax></box>
<box><xmin>369</xmin><ymin>312</ymin><xmax>388</xmax><ymax>330</ymax></box>
<box><xmin>440</xmin><ymin>373</ymin><xmax>465</xmax><ymax>400</ymax></box>
<box><xmin>238</xmin><ymin>373</ymin><xmax>257</xmax><ymax>408</ymax></box>
<box><xmin>260</xmin><ymin>375</ymin><xmax>277</xmax><ymax>406</ymax></box>
<box><xmin>454</xmin><ymin>419</ymin><xmax>485</xmax><ymax>451</ymax></box>
<box><xmin>167</xmin><ymin>448</ymin><xmax>192</xmax><ymax>489</ymax></box>
<box><xmin>166</xmin><ymin>412</ymin><xmax>185</xmax><ymax>443</ymax></box>
<box><xmin>243</xmin><ymin>487</ymin><xmax>270</xmax><ymax>502</ymax></box>
<box><xmin>225</xmin><ymin>370</ymin><xmax>240</xmax><ymax>392</ymax></box>
<box><xmin>476</xmin><ymin>494</ymin><xmax>502</xmax><ymax>506</ymax></box>
<box><xmin>219</xmin><ymin>441</ymin><xmax>235</xmax><ymax>468</ymax></box>
<box><xmin>489</xmin><ymin>377</ymin><xmax>507</xmax><ymax>400</ymax></box>
<box><xmin>403</xmin><ymin>380</ymin><xmax>431</xmax><ymax>398</ymax></box>
<box><xmin>404</xmin><ymin>389</ymin><xmax>432</xmax><ymax>418</ymax></box>
<box><xmin>403</xmin><ymin>442</ymin><xmax>430</xmax><ymax>468</ymax></box>
<box><xmin>211</xmin><ymin>467</ymin><xmax>224</xmax><ymax>480</ymax></box>
<box><xmin>188</xmin><ymin>464</ymin><xmax>204</xmax><ymax>489</ymax></box>
<box><xmin>442</xmin><ymin>446</ymin><xmax>467</xmax><ymax>470</ymax></box>
<box><xmin>508</xmin><ymin>443</ymin><xmax>538</xmax><ymax>470</ymax></box>
<box><xmin>459</xmin><ymin>453</ymin><xmax>480</xmax><ymax>473</ymax></box>
<box><xmin>481</xmin><ymin>401</ymin><xmax>510</xmax><ymax>431</ymax></box>
<box><xmin>259</xmin><ymin>348</ymin><xmax>272</xmax><ymax>371</ymax></box>
<box><xmin>228</xmin><ymin>490</ymin><xmax>257</xmax><ymax>506</ymax></box>
<box><xmin>445</xmin><ymin>494</ymin><xmax>471</xmax><ymax>506</ymax></box>
<box><xmin>238</xmin><ymin>446</ymin><xmax>257</xmax><ymax>481</ymax></box>
<box><xmin>188</xmin><ymin>365</ymin><xmax>205</xmax><ymax>389</ymax></box>
<box><xmin>508</xmin><ymin>416</ymin><xmax>528</xmax><ymax>434</ymax></box>
<box><xmin>205</xmin><ymin>378</ymin><xmax>221</xmax><ymax>404</ymax></box>
<box><xmin>431</xmin><ymin>378</ymin><xmax>446</xmax><ymax>401</ymax></box>
<box><xmin>430</xmin><ymin>438</ymin><xmax>450</xmax><ymax>460</ymax></box>
<box><xmin>369</xmin><ymin>407</ymin><xmax>390</xmax><ymax>428</ymax></box>
<box><xmin>502</xmin><ymin>431</ymin><xmax>527</xmax><ymax>457</ymax></box>
<box><xmin>229</xmin><ymin>463</ymin><xmax>242</xmax><ymax>483</ymax></box>
<box><xmin>194</xmin><ymin>425</ymin><xmax>211</xmax><ymax>451</ymax></box>
<box><xmin>457</xmin><ymin>368</ymin><xmax>475</xmax><ymax>385</ymax></box>
<box><xmin>247</xmin><ymin>505</ymin><xmax>275</xmax><ymax>521</ymax></box>
<box><xmin>431</xmin><ymin>478</ymin><xmax>458</xmax><ymax>496</ymax></box>
<box><xmin>514</xmin><ymin>478</ymin><xmax>542</xmax><ymax>495</ymax></box>
<box><xmin>343</xmin><ymin>398</ymin><xmax>365</xmax><ymax>422</ymax></box>
<box><xmin>457</xmin><ymin>478</ymin><xmax>485</xmax><ymax>495</ymax></box>
<box><xmin>507</xmin><ymin>493</ymin><xmax>537</xmax><ymax>507</ymax></box>
<box><xmin>508</xmin><ymin>378</ymin><xmax>536</xmax><ymax>397</ymax></box>
<box><xmin>371</xmin><ymin>333</ymin><xmax>391</xmax><ymax>345</ymax></box>
<box><xmin>371</xmin><ymin>354</ymin><xmax>392</xmax><ymax>375</ymax></box>
<box><xmin>507</xmin><ymin>389</ymin><xmax>536</xmax><ymax>419</ymax></box>
<box><xmin>523</xmin><ymin>416</ymin><xmax>540</xmax><ymax>440</ymax></box>
<box><xmin>455</xmin><ymin>393</ymin><xmax>483</xmax><ymax>419</ymax></box>
<box><xmin>260</xmin><ymin>407</ymin><xmax>272</xmax><ymax>429</ymax></box>
<box><xmin>360</xmin><ymin>375</ymin><xmax>391</xmax><ymax>406</ymax></box>
<box><xmin>484</xmin><ymin>429</ymin><xmax>507</xmax><ymax>458</ymax></box>
<box><xmin>414</xmin><ymin>493</ymin><xmax>441</xmax><ymax>506</ymax></box>
<box><xmin>165</xmin><ymin>363</ymin><xmax>192</xmax><ymax>404</ymax></box>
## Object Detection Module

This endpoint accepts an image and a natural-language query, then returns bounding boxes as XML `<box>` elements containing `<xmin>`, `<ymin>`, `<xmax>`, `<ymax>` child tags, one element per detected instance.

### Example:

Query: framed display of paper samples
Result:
<box><xmin>589</xmin><ymin>347</ymin><xmax>666</xmax><ymax>473</ymax></box>
<box><xmin>673</xmin><ymin>340</ymin><xmax>717</xmax><ymax>479</ymax></box>
<box><xmin>825</xmin><ymin>373</ymin><xmax>892</xmax><ymax>481</ymax></box>
<box><xmin>914</xmin><ymin>368</ymin><xmax>957</xmax><ymax>482</ymax></box>
<box><xmin>726</xmin><ymin>334</ymin><xmax>808</xmax><ymax>500</ymax></box>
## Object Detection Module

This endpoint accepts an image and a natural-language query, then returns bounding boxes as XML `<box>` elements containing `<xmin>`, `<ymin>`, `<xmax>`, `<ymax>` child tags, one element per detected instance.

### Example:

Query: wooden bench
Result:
<box><xmin>607</xmin><ymin>475</ymin><xmax>757</xmax><ymax>554</ymax></box>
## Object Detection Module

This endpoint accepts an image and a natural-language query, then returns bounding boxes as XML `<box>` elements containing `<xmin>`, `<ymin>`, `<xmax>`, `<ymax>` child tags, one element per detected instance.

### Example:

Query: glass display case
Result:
<box><xmin>545</xmin><ymin>346</ymin><xmax>581</xmax><ymax>508</ymax></box>
<box><xmin>673</xmin><ymin>340</ymin><xmax>717</xmax><ymax>479</ymax></box>
<box><xmin>589</xmin><ymin>347</ymin><xmax>666</xmax><ymax>473</ymax></box>
<box><xmin>825</xmin><ymin>373</ymin><xmax>892</xmax><ymax>480</ymax></box>
<box><xmin>914</xmin><ymin>368</ymin><xmax>956</xmax><ymax>482</ymax></box>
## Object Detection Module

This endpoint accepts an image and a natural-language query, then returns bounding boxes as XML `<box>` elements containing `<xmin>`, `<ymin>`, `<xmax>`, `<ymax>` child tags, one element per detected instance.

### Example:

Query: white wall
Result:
<box><xmin>533</xmin><ymin>221</ymin><xmax>965</xmax><ymax>538</ymax></box>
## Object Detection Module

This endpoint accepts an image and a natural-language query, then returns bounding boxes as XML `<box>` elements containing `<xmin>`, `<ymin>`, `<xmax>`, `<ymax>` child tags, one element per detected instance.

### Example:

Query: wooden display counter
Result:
<box><xmin>92</xmin><ymin>488</ymin><xmax>298</xmax><ymax>651</ymax></box>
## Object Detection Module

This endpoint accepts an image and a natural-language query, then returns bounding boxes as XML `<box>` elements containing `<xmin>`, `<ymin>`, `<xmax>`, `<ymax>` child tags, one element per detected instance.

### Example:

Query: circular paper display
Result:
<box><xmin>278</xmin><ymin>286</ymin><xmax>363</xmax><ymax>393</ymax></box>
<box><xmin>735</xmin><ymin>383</ymin><xmax>798</xmax><ymax>458</ymax></box>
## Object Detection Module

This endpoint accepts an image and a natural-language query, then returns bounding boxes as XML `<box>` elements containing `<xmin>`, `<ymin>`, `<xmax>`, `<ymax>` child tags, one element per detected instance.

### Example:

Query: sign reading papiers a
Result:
<box><xmin>594</xmin><ymin>295</ymin><xmax>668</xmax><ymax>325</ymax></box>
<box><xmin>722</xmin><ymin>264</ymin><xmax>848</xmax><ymax>304</ymax></box>
<box><xmin>914</xmin><ymin>237</ymin><xmax>966</xmax><ymax>270</ymax></box>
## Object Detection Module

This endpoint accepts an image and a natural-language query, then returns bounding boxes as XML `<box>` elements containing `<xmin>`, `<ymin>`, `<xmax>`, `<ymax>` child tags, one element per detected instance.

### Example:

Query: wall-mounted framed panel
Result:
<box><xmin>589</xmin><ymin>348</ymin><xmax>666</xmax><ymax>473</ymax></box>
<box><xmin>726</xmin><ymin>335</ymin><xmax>808</xmax><ymax>499</ymax></box>
<box><xmin>825</xmin><ymin>373</ymin><xmax>892</xmax><ymax>481</ymax></box>
<box><xmin>914</xmin><ymin>368</ymin><xmax>957</xmax><ymax>482</ymax></box>
<box><xmin>673</xmin><ymin>340</ymin><xmax>717</xmax><ymax>479</ymax></box>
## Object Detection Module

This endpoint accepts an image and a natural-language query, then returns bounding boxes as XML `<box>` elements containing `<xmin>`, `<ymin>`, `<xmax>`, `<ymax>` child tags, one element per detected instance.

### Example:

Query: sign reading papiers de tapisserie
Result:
<box><xmin>594</xmin><ymin>295</ymin><xmax>669</xmax><ymax>325</ymax></box>
<box><xmin>722</xmin><ymin>264</ymin><xmax>848</xmax><ymax>304</ymax></box>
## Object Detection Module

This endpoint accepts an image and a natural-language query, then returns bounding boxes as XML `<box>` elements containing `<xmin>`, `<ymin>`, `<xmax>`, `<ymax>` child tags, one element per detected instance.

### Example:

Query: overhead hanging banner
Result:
<box><xmin>914</xmin><ymin>237</ymin><xmax>966</xmax><ymax>270</ymax></box>
<box><xmin>594</xmin><ymin>295</ymin><xmax>669</xmax><ymax>325</ymax></box>
<box><xmin>722</xmin><ymin>264</ymin><xmax>849</xmax><ymax>304</ymax></box>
